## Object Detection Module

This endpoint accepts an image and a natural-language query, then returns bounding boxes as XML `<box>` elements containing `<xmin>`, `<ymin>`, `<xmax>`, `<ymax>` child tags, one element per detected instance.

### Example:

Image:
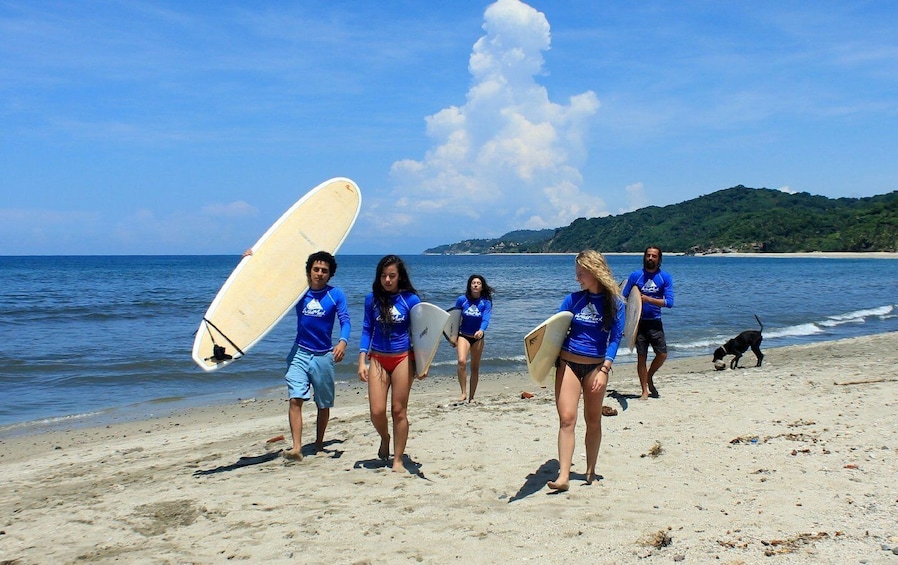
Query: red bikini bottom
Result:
<box><xmin>368</xmin><ymin>351</ymin><xmax>413</xmax><ymax>373</ymax></box>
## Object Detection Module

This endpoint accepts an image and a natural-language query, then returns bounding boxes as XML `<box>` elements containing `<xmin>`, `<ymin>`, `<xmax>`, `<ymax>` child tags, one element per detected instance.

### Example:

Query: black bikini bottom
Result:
<box><xmin>556</xmin><ymin>358</ymin><xmax>602</xmax><ymax>382</ymax></box>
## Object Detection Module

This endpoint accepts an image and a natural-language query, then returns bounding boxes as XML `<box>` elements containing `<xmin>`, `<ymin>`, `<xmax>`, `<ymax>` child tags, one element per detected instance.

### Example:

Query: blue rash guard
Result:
<box><xmin>454</xmin><ymin>295</ymin><xmax>492</xmax><ymax>336</ymax></box>
<box><xmin>622</xmin><ymin>269</ymin><xmax>674</xmax><ymax>320</ymax></box>
<box><xmin>559</xmin><ymin>290</ymin><xmax>625</xmax><ymax>361</ymax></box>
<box><xmin>294</xmin><ymin>285</ymin><xmax>351</xmax><ymax>353</ymax></box>
<box><xmin>359</xmin><ymin>291</ymin><xmax>421</xmax><ymax>354</ymax></box>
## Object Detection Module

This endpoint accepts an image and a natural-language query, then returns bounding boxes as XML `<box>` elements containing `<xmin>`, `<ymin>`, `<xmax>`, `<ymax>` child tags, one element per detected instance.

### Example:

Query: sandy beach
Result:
<box><xmin>2</xmin><ymin>333</ymin><xmax>897</xmax><ymax>564</ymax></box>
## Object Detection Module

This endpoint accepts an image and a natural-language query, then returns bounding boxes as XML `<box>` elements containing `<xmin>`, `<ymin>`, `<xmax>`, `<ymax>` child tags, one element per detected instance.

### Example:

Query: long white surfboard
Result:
<box><xmin>523</xmin><ymin>311</ymin><xmax>573</xmax><ymax>385</ymax></box>
<box><xmin>624</xmin><ymin>286</ymin><xmax>642</xmax><ymax>351</ymax></box>
<box><xmin>192</xmin><ymin>178</ymin><xmax>362</xmax><ymax>371</ymax></box>
<box><xmin>410</xmin><ymin>302</ymin><xmax>451</xmax><ymax>378</ymax></box>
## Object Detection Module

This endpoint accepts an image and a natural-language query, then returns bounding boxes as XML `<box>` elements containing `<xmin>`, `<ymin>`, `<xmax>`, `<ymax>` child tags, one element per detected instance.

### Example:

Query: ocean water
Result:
<box><xmin>2</xmin><ymin>254</ymin><xmax>897</xmax><ymax>433</ymax></box>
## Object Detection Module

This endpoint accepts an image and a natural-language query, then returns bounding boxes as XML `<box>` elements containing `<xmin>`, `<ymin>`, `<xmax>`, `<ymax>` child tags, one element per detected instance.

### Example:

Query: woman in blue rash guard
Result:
<box><xmin>357</xmin><ymin>255</ymin><xmax>421</xmax><ymax>473</ymax></box>
<box><xmin>548</xmin><ymin>250</ymin><xmax>625</xmax><ymax>492</ymax></box>
<box><xmin>453</xmin><ymin>274</ymin><xmax>493</xmax><ymax>403</ymax></box>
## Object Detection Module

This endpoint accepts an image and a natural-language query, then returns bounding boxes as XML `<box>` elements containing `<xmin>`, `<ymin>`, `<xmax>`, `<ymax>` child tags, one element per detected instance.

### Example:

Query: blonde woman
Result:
<box><xmin>548</xmin><ymin>250</ymin><xmax>624</xmax><ymax>491</ymax></box>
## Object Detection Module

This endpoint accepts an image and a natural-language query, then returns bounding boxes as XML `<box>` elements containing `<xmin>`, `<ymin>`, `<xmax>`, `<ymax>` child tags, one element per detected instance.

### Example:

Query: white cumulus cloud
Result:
<box><xmin>385</xmin><ymin>0</ymin><xmax>602</xmax><ymax>243</ymax></box>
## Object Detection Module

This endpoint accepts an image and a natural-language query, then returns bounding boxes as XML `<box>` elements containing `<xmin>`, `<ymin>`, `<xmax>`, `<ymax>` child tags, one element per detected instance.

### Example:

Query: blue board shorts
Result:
<box><xmin>285</xmin><ymin>344</ymin><xmax>335</xmax><ymax>409</ymax></box>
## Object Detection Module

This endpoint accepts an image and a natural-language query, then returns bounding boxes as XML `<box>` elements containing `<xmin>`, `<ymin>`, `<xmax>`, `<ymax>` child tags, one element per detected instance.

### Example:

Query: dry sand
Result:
<box><xmin>2</xmin><ymin>333</ymin><xmax>897</xmax><ymax>564</ymax></box>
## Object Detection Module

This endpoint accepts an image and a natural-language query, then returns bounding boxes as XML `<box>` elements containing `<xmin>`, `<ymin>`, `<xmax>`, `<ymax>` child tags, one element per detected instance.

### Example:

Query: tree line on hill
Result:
<box><xmin>424</xmin><ymin>186</ymin><xmax>898</xmax><ymax>254</ymax></box>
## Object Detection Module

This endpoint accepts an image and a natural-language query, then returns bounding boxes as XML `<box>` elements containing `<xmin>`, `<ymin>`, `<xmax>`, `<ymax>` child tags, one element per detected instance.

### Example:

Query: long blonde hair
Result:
<box><xmin>576</xmin><ymin>250</ymin><xmax>622</xmax><ymax>329</ymax></box>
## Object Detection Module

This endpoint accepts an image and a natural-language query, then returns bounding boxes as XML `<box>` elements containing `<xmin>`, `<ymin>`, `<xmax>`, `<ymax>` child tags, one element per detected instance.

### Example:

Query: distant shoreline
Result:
<box><xmin>685</xmin><ymin>251</ymin><xmax>898</xmax><ymax>259</ymax></box>
<box><xmin>425</xmin><ymin>251</ymin><xmax>898</xmax><ymax>259</ymax></box>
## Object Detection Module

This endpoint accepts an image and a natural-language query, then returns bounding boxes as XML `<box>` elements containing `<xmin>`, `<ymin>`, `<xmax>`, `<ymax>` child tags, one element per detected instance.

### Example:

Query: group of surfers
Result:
<box><xmin>264</xmin><ymin>248</ymin><xmax>673</xmax><ymax>490</ymax></box>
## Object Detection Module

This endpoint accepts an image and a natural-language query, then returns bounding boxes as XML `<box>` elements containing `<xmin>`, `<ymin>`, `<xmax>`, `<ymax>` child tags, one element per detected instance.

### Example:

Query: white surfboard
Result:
<box><xmin>523</xmin><ymin>311</ymin><xmax>573</xmax><ymax>385</ymax></box>
<box><xmin>410</xmin><ymin>302</ymin><xmax>451</xmax><ymax>377</ymax></box>
<box><xmin>624</xmin><ymin>286</ymin><xmax>642</xmax><ymax>351</ymax></box>
<box><xmin>442</xmin><ymin>307</ymin><xmax>462</xmax><ymax>346</ymax></box>
<box><xmin>192</xmin><ymin>178</ymin><xmax>362</xmax><ymax>371</ymax></box>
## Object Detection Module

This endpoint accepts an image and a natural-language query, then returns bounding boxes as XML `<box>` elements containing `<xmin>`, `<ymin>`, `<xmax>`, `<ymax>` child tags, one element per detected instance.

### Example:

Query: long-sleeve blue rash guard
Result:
<box><xmin>359</xmin><ymin>291</ymin><xmax>421</xmax><ymax>354</ymax></box>
<box><xmin>622</xmin><ymin>268</ymin><xmax>674</xmax><ymax>320</ymax></box>
<box><xmin>294</xmin><ymin>285</ymin><xmax>351</xmax><ymax>353</ymax></box>
<box><xmin>559</xmin><ymin>290</ymin><xmax>625</xmax><ymax>361</ymax></box>
<box><xmin>454</xmin><ymin>295</ymin><xmax>492</xmax><ymax>336</ymax></box>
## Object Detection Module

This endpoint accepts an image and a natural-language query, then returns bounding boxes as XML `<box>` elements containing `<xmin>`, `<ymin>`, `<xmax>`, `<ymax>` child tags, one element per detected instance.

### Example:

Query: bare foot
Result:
<box><xmin>585</xmin><ymin>472</ymin><xmax>598</xmax><ymax>485</ymax></box>
<box><xmin>392</xmin><ymin>462</ymin><xmax>405</xmax><ymax>473</ymax></box>
<box><xmin>458</xmin><ymin>394</ymin><xmax>467</xmax><ymax>401</ymax></box>
<box><xmin>547</xmin><ymin>480</ymin><xmax>569</xmax><ymax>492</ymax></box>
<box><xmin>378</xmin><ymin>436</ymin><xmax>390</xmax><ymax>460</ymax></box>
<box><xmin>648</xmin><ymin>385</ymin><xmax>659</xmax><ymax>398</ymax></box>
<box><xmin>639</xmin><ymin>393</ymin><xmax>649</xmax><ymax>400</ymax></box>
<box><xmin>283</xmin><ymin>449</ymin><xmax>303</xmax><ymax>462</ymax></box>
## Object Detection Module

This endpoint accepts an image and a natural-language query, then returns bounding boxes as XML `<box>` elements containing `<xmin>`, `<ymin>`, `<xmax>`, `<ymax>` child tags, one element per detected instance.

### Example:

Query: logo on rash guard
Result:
<box><xmin>574</xmin><ymin>303</ymin><xmax>601</xmax><ymax>325</ymax></box>
<box><xmin>376</xmin><ymin>306</ymin><xmax>405</xmax><ymax>324</ymax></box>
<box><xmin>303</xmin><ymin>299</ymin><xmax>326</xmax><ymax>318</ymax></box>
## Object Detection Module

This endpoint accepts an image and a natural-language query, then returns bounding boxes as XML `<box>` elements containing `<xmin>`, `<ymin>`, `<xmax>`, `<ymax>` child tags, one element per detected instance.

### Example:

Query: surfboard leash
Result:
<box><xmin>202</xmin><ymin>317</ymin><xmax>245</xmax><ymax>362</ymax></box>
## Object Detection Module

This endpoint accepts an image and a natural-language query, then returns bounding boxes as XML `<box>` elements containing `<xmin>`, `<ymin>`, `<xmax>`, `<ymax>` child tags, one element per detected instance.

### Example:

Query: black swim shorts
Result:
<box><xmin>635</xmin><ymin>319</ymin><xmax>667</xmax><ymax>356</ymax></box>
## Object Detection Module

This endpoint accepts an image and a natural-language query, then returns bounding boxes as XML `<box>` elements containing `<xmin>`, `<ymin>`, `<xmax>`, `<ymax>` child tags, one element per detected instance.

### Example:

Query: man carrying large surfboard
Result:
<box><xmin>622</xmin><ymin>246</ymin><xmax>675</xmax><ymax>400</ymax></box>
<box><xmin>280</xmin><ymin>251</ymin><xmax>351</xmax><ymax>461</ymax></box>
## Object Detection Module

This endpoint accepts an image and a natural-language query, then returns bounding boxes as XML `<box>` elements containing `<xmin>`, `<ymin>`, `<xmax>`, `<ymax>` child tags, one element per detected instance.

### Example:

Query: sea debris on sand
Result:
<box><xmin>640</xmin><ymin>440</ymin><xmax>663</xmax><ymax>458</ymax></box>
<box><xmin>639</xmin><ymin>528</ymin><xmax>673</xmax><ymax>548</ymax></box>
<box><xmin>761</xmin><ymin>531</ymin><xmax>835</xmax><ymax>556</ymax></box>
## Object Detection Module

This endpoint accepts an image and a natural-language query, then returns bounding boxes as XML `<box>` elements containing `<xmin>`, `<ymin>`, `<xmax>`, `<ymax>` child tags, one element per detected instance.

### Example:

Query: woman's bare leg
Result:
<box><xmin>582</xmin><ymin>371</ymin><xmax>607</xmax><ymax>483</ymax></box>
<box><xmin>468</xmin><ymin>338</ymin><xmax>485</xmax><ymax>402</ymax></box>
<box><xmin>366</xmin><ymin>360</ymin><xmax>391</xmax><ymax>459</ymax></box>
<box><xmin>455</xmin><ymin>338</ymin><xmax>470</xmax><ymax>400</ymax></box>
<box><xmin>548</xmin><ymin>363</ymin><xmax>581</xmax><ymax>491</ymax></box>
<box><xmin>389</xmin><ymin>358</ymin><xmax>413</xmax><ymax>472</ymax></box>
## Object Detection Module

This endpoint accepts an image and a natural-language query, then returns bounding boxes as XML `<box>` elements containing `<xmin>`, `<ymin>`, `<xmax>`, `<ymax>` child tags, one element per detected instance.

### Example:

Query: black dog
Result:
<box><xmin>712</xmin><ymin>315</ymin><xmax>764</xmax><ymax>370</ymax></box>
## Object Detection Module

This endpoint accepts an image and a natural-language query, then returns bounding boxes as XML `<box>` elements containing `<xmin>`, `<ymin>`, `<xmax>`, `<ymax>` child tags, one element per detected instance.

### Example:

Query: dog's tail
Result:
<box><xmin>754</xmin><ymin>314</ymin><xmax>763</xmax><ymax>333</ymax></box>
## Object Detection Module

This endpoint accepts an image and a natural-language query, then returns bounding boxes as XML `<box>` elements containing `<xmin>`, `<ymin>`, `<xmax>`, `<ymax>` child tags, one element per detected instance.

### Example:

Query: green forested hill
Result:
<box><xmin>424</xmin><ymin>186</ymin><xmax>898</xmax><ymax>254</ymax></box>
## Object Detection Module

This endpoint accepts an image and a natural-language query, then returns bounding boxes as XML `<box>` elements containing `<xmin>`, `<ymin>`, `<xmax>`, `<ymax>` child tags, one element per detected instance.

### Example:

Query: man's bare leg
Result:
<box><xmin>315</xmin><ymin>407</ymin><xmax>330</xmax><ymax>451</ymax></box>
<box><xmin>637</xmin><ymin>353</ymin><xmax>650</xmax><ymax>400</ymax></box>
<box><xmin>646</xmin><ymin>353</ymin><xmax>666</xmax><ymax>398</ymax></box>
<box><xmin>285</xmin><ymin>398</ymin><xmax>304</xmax><ymax>460</ymax></box>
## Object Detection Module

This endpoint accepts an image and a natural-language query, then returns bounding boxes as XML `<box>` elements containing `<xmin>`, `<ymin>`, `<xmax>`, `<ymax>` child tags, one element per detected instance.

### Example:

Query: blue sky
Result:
<box><xmin>2</xmin><ymin>0</ymin><xmax>896</xmax><ymax>255</ymax></box>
